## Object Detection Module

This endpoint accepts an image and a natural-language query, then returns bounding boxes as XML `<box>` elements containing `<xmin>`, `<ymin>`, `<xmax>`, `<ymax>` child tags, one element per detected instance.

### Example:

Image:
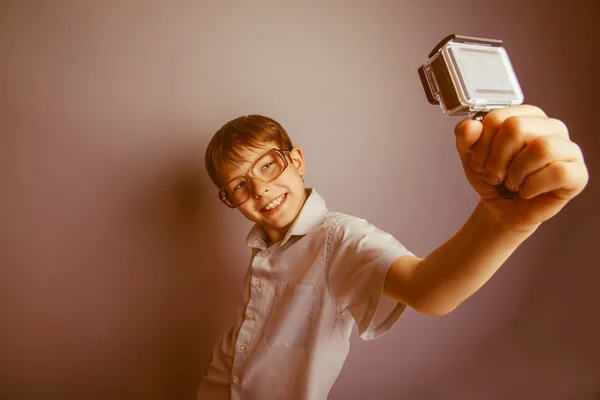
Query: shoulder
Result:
<box><xmin>320</xmin><ymin>212</ymin><xmax>408</xmax><ymax>265</ymax></box>
<box><xmin>321</xmin><ymin>212</ymin><xmax>392</xmax><ymax>242</ymax></box>
<box><xmin>321</xmin><ymin>212</ymin><xmax>369</xmax><ymax>231</ymax></box>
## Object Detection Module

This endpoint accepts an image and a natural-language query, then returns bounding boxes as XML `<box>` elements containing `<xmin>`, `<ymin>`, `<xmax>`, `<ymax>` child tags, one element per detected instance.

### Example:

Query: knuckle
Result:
<box><xmin>500</xmin><ymin>116</ymin><xmax>524</xmax><ymax>140</ymax></box>
<box><xmin>483</xmin><ymin>113</ymin><xmax>502</xmax><ymax>130</ymax></box>
<box><xmin>551</xmin><ymin>162</ymin><xmax>570</xmax><ymax>182</ymax></box>
<box><xmin>582</xmin><ymin>168</ymin><xmax>590</xmax><ymax>188</ymax></box>
<box><xmin>524</xmin><ymin>104</ymin><xmax>547</xmax><ymax>117</ymax></box>
<box><xmin>530</xmin><ymin>137</ymin><xmax>554</xmax><ymax>159</ymax></box>
<box><xmin>572</xmin><ymin>141</ymin><xmax>584</xmax><ymax>160</ymax></box>
<box><xmin>520</xmin><ymin>179</ymin><xmax>532</xmax><ymax>197</ymax></box>
<box><xmin>552</xmin><ymin>118</ymin><xmax>570</xmax><ymax>137</ymax></box>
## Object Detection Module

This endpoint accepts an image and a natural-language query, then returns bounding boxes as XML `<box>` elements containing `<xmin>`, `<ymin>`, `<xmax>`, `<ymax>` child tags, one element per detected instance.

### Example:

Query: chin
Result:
<box><xmin>266</xmin><ymin>207</ymin><xmax>298</xmax><ymax>230</ymax></box>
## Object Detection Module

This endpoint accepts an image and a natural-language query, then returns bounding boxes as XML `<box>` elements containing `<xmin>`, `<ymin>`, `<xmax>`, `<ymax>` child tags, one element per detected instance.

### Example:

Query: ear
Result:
<box><xmin>289</xmin><ymin>148</ymin><xmax>306</xmax><ymax>176</ymax></box>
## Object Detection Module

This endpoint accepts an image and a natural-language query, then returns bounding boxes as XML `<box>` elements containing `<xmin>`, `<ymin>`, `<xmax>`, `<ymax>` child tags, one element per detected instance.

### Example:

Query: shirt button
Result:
<box><xmin>253</xmin><ymin>279</ymin><xmax>262</xmax><ymax>288</ymax></box>
<box><xmin>238</xmin><ymin>344</ymin><xmax>247</xmax><ymax>353</ymax></box>
<box><xmin>232</xmin><ymin>376</ymin><xmax>240</xmax><ymax>385</ymax></box>
<box><xmin>247</xmin><ymin>312</ymin><xmax>256</xmax><ymax>320</ymax></box>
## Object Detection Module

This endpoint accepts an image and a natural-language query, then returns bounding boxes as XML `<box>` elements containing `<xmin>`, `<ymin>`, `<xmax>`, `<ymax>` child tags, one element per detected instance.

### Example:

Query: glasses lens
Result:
<box><xmin>223</xmin><ymin>177</ymin><xmax>250</xmax><ymax>207</ymax></box>
<box><xmin>251</xmin><ymin>151</ymin><xmax>286</xmax><ymax>182</ymax></box>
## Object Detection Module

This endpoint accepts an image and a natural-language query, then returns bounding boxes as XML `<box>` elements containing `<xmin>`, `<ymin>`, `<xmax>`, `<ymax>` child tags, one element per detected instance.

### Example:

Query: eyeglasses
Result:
<box><xmin>219</xmin><ymin>148</ymin><xmax>292</xmax><ymax>208</ymax></box>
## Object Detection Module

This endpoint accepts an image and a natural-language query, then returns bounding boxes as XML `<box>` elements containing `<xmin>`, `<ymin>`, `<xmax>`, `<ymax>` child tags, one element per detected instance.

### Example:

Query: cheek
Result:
<box><xmin>239</xmin><ymin>201</ymin><xmax>260</xmax><ymax>218</ymax></box>
<box><xmin>237</xmin><ymin>204</ymin><xmax>251</xmax><ymax>217</ymax></box>
<box><xmin>282</xmin><ymin>172</ymin><xmax>304</xmax><ymax>191</ymax></box>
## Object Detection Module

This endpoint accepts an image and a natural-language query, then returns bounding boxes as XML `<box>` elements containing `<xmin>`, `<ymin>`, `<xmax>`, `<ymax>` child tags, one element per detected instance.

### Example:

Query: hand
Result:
<box><xmin>454</xmin><ymin>105</ymin><xmax>589</xmax><ymax>232</ymax></box>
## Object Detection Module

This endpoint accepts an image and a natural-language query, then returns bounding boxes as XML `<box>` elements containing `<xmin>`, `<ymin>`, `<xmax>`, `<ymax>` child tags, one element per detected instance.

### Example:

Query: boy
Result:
<box><xmin>197</xmin><ymin>106</ymin><xmax>588</xmax><ymax>399</ymax></box>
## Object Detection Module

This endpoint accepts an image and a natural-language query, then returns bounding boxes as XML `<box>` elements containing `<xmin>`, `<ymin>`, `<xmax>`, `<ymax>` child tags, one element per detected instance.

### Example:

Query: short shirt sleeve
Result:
<box><xmin>327</xmin><ymin>214</ymin><xmax>413</xmax><ymax>340</ymax></box>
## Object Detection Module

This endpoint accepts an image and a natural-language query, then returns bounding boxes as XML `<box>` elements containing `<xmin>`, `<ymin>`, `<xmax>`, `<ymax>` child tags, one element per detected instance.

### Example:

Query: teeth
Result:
<box><xmin>263</xmin><ymin>194</ymin><xmax>285</xmax><ymax>211</ymax></box>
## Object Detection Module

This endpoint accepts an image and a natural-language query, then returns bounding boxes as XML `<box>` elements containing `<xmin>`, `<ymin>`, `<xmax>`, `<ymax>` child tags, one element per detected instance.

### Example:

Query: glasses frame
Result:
<box><xmin>218</xmin><ymin>148</ymin><xmax>292</xmax><ymax>208</ymax></box>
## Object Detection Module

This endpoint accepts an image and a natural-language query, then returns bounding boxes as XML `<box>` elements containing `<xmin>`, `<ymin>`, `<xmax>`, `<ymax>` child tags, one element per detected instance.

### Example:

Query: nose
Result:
<box><xmin>251</xmin><ymin>178</ymin><xmax>270</xmax><ymax>198</ymax></box>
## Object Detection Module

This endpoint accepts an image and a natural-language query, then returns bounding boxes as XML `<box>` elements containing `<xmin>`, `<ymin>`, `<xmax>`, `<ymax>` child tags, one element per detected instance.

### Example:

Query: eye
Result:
<box><xmin>233</xmin><ymin>180</ymin><xmax>247</xmax><ymax>191</ymax></box>
<box><xmin>261</xmin><ymin>162</ymin><xmax>274</xmax><ymax>171</ymax></box>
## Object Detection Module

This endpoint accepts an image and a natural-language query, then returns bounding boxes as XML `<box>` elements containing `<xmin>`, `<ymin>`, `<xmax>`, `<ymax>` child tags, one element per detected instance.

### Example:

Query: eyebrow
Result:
<box><xmin>221</xmin><ymin>154</ymin><xmax>258</xmax><ymax>184</ymax></box>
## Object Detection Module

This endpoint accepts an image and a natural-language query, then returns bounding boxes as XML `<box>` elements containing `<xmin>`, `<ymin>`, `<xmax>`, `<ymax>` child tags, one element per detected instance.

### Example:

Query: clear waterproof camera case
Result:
<box><xmin>418</xmin><ymin>34</ymin><xmax>524</xmax><ymax>117</ymax></box>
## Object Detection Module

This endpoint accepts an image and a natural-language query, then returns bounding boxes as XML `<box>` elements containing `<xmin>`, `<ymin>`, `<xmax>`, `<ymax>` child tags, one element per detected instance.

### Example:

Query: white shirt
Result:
<box><xmin>197</xmin><ymin>189</ymin><xmax>413</xmax><ymax>400</ymax></box>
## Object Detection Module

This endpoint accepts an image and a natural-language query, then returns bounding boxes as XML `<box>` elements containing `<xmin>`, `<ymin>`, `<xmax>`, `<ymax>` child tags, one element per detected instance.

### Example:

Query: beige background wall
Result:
<box><xmin>1</xmin><ymin>1</ymin><xmax>598</xmax><ymax>398</ymax></box>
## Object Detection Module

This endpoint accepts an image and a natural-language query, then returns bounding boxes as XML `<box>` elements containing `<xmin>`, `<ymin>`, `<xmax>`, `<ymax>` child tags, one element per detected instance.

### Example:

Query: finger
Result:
<box><xmin>504</xmin><ymin>136</ymin><xmax>583</xmax><ymax>192</ymax></box>
<box><xmin>454</xmin><ymin>119</ymin><xmax>483</xmax><ymax>164</ymax></box>
<box><xmin>471</xmin><ymin>105</ymin><xmax>548</xmax><ymax>174</ymax></box>
<box><xmin>484</xmin><ymin>116</ymin><xmax>570</xmax><ymax>185</ymax></box>
<box><xmin>519</xmin><ymin>161</ymin><xmax>587</xmax><ymax>200</ymax></box>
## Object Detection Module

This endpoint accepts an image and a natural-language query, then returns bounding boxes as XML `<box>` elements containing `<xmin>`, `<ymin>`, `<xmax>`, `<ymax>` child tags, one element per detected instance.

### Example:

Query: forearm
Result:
<box><xmin>410</xmin><ymin>201</ymin><xmax>537</xmax><ymax>315</ymax></box>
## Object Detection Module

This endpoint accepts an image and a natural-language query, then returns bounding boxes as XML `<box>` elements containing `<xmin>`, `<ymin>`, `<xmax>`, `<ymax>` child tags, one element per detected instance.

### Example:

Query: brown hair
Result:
<box><xmin>205</xmin><ymin>115</ymin><xmax>294</xmax><ymax>188</ymax></box>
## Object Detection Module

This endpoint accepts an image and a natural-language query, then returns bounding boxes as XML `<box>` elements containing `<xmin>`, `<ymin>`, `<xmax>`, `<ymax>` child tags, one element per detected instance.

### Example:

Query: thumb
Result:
<box><xmin>455</xmin><ymin>119</ymin><xmax>482</xmax><ymax>163</ymax></box>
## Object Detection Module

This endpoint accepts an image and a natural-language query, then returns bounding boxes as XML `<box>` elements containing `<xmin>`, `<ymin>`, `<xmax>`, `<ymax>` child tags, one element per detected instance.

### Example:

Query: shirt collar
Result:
<box><xmin>245</xmin><ymin>188</ymin><xmax>328</xmax><ymax>250</ymax></box>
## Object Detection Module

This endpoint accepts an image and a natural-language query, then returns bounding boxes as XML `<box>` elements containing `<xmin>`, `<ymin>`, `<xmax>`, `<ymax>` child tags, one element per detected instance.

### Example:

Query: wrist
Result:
<box><xmin>474</xmin><ymin>200</ymin><xmax>539</xmax><ymax>237</ymax></box>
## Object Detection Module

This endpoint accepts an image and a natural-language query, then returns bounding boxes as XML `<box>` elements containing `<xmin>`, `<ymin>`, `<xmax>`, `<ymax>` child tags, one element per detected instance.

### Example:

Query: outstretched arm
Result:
<box><xmin>383</xmin><ymin>105</ymin><xmax>589</xmax><ymax>316</ymax></box>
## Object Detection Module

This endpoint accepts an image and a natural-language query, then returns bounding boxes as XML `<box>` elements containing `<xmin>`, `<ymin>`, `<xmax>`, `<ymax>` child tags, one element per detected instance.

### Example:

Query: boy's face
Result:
<box><xmin>219</xmin><ymin>143</ymin><xmax>307</xmax><ymax>243</ymax></box>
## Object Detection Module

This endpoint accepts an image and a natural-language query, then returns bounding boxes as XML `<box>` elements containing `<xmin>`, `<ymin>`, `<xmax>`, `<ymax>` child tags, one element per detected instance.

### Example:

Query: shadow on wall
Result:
<box><xmin>400</xmin><ymin>193</ymin><xmax>599</xmax><ymax>400</ymax></box>
<box><xmin>331</xmin><ymin>189</ymin><xmax>600</xmax><ymax>400</ymax></box>
<box><xmin>0</xmin><ymin>125</ymin><xmax>232</xmax><ymax>399</ymax></box>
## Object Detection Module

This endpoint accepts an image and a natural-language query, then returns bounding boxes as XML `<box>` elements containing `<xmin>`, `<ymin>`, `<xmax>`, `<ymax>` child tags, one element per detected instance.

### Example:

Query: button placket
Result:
<box><xmin>230</xmin><ymin>248</ymin><xmax>274</xmax><ymax>390</ymax></box>
<box><xmin>231</xmin><ymin>248</ymin><xmax>272</xmax><ymax>388</ymax></box>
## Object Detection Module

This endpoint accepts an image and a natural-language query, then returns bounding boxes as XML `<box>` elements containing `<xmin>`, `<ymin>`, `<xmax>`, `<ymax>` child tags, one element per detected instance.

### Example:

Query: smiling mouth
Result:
<box><xmin>260</xmin><ymin>193</ymin><xmax>287</xmax><ymax>212</ymax></box>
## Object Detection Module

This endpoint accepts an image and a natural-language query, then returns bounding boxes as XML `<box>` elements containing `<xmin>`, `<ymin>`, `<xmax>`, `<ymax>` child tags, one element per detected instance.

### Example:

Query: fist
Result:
<box><xmin>454</xmin><ymin>105</ymin><xmax>589</xmax><ymax>232</ymax></box>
